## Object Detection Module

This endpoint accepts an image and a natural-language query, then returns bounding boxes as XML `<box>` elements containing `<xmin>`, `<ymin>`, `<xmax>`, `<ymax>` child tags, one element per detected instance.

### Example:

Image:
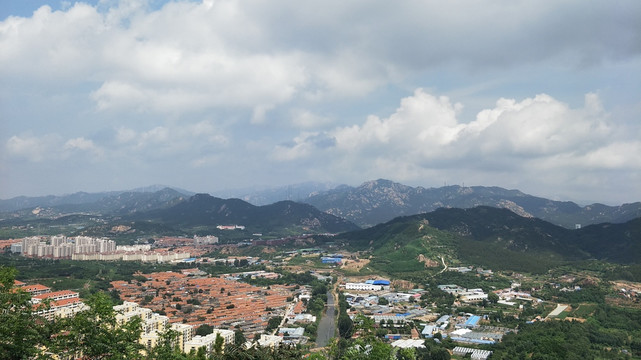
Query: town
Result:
<box><xmin>4</xmin><ymin>227</ymin><xmax>636</xmax><ymax>359</ymax></box>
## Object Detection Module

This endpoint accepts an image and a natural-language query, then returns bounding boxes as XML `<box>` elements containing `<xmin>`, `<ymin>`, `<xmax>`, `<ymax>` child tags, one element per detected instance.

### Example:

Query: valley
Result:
<box><xmin>1</xmin><ymin>180</ymin><xmax>641</xmax><ymax>359</ymax></box>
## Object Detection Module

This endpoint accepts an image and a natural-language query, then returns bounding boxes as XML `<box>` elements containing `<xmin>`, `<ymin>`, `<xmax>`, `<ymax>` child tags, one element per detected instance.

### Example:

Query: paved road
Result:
<box><xmin>315</xmin><ymin>290</ymin><xmax>336</xmax><ymax>348</ymax></box>
<box><xmin>439</xmin><ymin>256</ymin><xmax>448</xmax><ymax>274</ymax></box>
<box><xmin>547</xmin><ymin>304</ymin><xmax>569</xmax><ymax>318</ymax></box>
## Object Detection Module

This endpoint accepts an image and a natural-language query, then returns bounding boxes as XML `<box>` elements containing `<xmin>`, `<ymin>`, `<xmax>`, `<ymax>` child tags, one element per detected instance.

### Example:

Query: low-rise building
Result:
<box><xmin>391</xmin><ymin>339</ymin><xmax>426</xmax><ymax>349</ymax></box>
<box><xmin>277</xmin><ymin>327</ymin><xmax>304</xmax><ymax>340</ymax></box>
<box><xmin>31</xmin><ymin>290</ymin><xmax>87</xmax><ymax>321</ymax></box>
<box><xmin>345</xmin><ymin>283</ymin><xmax>384</xmax><ymax>291</ymax></box>
<box><xmin>184</xmin><ymin>329</ymin><xmax>235</xmax><ymax>355</ymax></box>
<box><xmin>257</xmin><ymin>334</ymin><xmax>282</xmax><ymax>348</ymax></box>
<box><xmin>452</xmin><ymin>346</ymin><xmax>492</xmax><ymax>360</ymax></box>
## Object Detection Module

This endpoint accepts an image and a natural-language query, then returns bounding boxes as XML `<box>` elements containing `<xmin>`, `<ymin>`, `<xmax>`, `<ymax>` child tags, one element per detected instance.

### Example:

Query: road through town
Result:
<box><xmin>315</xmin><ymin>290</ymin><xmax>336</xmax><ymax>348</ymax></box>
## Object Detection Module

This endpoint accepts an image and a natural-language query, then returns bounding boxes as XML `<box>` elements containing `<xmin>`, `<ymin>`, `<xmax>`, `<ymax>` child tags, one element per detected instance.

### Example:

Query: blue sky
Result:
<box><xmin>1</xmin><ymin>0</ymin><xmax>640</xmax><ymax>204</ymax></box>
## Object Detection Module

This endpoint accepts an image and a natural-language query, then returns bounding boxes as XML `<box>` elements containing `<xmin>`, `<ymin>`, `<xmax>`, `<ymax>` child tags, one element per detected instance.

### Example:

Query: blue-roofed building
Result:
<box><xmin>464</xmin><ymin>315</ymin><xmax>481</xmax><ymax>328</ymax></box>
<box><xmin>321</xmin><ymin>257</ymin><xmax>342</xmax><ymax>264</ymax></box>
<box><xmin>421</xmin><ymin>325</ymin><xmax>436</xmax><ymax>338</ymax></box>
<box><xmin>373</xmin><ymin>279</ymin><xmax>390</xmax><ymax>285</ymax></box>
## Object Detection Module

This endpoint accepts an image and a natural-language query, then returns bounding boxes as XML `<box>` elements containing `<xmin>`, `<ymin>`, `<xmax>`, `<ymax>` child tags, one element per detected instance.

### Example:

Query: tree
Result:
<box><xmin>195</xmin><ymin>324</ymin><xmax>213</xmax><ymax>336</ymax></box>
<box><xmin>213</xmin><ymin>333</ymin><xmax>224</xmax><ymax>355</ymax></box>
<box><xmin>397</xmin><ymin>347</ymin><xmax>417</xmax><ymax>360</ymax></box>
<box><xmin>0</xmin><ymin>266</ymin><xmax>51</xmax><ymax>360</ymax></box>
<box><xmin>234</xmin><ymin>329</ymin><xmax>246</xmax><ymax>345</ymax></box>
<box><xmin>265</xmin><ymin>316</ymin><xmax>283</xmax><ymax>332</ymax></box>
<box><xmin>338</xmin><ymin>313</ymin><xmax>354</xmax><ymax>339</ymax></box>
<box><xmin>52</xmin><ymin>291</ymin><xmax>145</xmax><ymax>359</ymax></box>
<box><xmin>488</xmin><ymin>292</ymin><xmax>499</xmax><ymax>304</ymax></box>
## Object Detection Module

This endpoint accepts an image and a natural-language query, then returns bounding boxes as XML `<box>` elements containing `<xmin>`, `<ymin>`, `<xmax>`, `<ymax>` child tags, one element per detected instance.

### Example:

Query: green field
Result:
<box><xmin>569</xmin><ymin>303</ymin><xmax>598</xmax><ymax>318</ymax></box>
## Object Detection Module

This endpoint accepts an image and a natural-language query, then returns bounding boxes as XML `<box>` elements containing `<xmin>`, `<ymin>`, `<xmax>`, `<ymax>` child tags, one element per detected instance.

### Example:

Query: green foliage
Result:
<box><xmin>492</xmin><ymin>314</ymin><xmax>641</xmax><ymax>359</ymax></box>
<box><xmin>195</xmin><ymin>324</ymin><xmax>213</xmax><ymax>336</ymax></box>
<box><xmin>213</xmin><ymin>333</ymin><xmax>224</xmax><ymax>355</ymax></box>
<box><xmin>0</xmin><ymin>266</ymin><xmax>51</xmax><ymax>360</ymax></box>
<box><xmin>234</xmin><ymin>329</ymin><xmax>246</xmax><ymax>345</ymax></box>
<box><xmin>456</xmin><ymin>238</ymin><xmax>566</xmax><ymax>274</ymax></box>
<box><xmin>0</xmin><ymin>254</ymin><xmax>188</xmax><ymax>296</ymax></box>
<box><xmin>211</xmin><ymin>343</ymin><xmax>304</xmax><ymax>359</ymax></box>
<box><xmin>535</xmin><ymin>284</ymin><xmax>609</xmax><ymax>304</ymax></box>
<box><xmin>604</xmin><ymin>263</ymin><xmax>641</xmax><ymax>282</ymax></box>
<box><xmin>145</xmin><ymin>329</ymin><xmax>191</xmax><ymax>360</ymax></box>
<box><xmin>419</xmin><ymin>284</ymin><xmax>454</xmax><ymax>309</ymax></box>
<box><xmin>51</xmin><ymin>292</ymin><xmax>145</xmax><ymax>359</ymax></box>
<box><xmin>265</xmin><ymin>316</ymin><xmax>283</xmax><ymax>333</ymax></box>
<box><xmin>338</xmin><ymin>313</ymin><xmax>354</xmax><ymax>339</ymax></box>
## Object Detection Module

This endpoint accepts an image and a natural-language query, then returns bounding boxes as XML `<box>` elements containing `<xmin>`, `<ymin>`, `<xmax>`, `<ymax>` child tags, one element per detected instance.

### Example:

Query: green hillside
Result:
<box><xmin>338</xmin><ymin>207</ymin><xmax>641</xmax><ymax>276</ymax></box>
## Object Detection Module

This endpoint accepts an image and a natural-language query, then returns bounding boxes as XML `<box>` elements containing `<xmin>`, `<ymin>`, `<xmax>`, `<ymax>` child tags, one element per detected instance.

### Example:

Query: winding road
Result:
<box><xmin>439</xmin><ymin>256</ymin><xmax>448</xmax><ymax>274</ymax></box>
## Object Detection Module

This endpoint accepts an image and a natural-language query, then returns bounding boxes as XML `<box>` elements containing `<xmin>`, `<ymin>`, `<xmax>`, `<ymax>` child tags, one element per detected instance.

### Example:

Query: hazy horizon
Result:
<box><xmin>0</xmin><ymin>178</ymin><xmax>631</xmax><ymax>207</ymax></box>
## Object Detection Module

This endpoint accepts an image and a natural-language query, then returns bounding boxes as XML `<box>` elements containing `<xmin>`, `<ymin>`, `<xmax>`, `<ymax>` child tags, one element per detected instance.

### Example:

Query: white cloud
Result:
<box><xmin>290</xmin><ymin>109</ymin><xmax>332</xmax><ymax>129</ymax></box>
<box><xmin>468</xmin><ymin>93</ymin><xmax>611</xmax><ymax>157</ymax></box>
<box><xmin>64</xmin><ymin>137</ymin><xmax>104</xmax><ymax>158</ymax></box>
<box><xmin>5</xmin><ymin>134</ymin><xmax>59</xmax><ymax>162</ymax></box>
<box><xmin>5</xmin><ymin>134</ymin><xmax>104</xmax><ymax>162</ymax></box>
<box><xmin>276</xmin><ymin>90</ymin><xmax>640</xmax><ymax>196</ymax></box>
<box><xmin>331</xmin><ymin>89</ymin><xmax>463</xmax><ymax>154</ymax></box>
<box><xmin>6</xmin><ymin>1</ymin><xmax>636</xmax><ymax>118</ymax></box>
<box><xmin>272</xmin><ymin>132</ymin><xmax>319</xmax><ymax>161</ymax></box>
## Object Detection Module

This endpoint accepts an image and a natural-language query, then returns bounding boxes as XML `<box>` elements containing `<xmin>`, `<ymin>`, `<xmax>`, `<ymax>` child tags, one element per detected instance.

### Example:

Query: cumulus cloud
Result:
<box><xmin>4</xmin><ymin>1</ymin><xmax>638</xmax><ymax>117</ymax></box>
<box><xmin>5</xmin><ymin>134</ymin><xmax>104</xmax><ymax>162</ymax></box>
<box><xmin>275</xmin><ymin>90</ymin><xmax>639</xmax><ymax>192</ymax></box>
<box><xmin>64</xmin><ymin>137</ymin><xmax>104</xmax><ymax>158</ymax></box>
<box><xmin>5</xmin><ymin>134</ymin><xmax>61</xmax><ymax>162</ymax></box>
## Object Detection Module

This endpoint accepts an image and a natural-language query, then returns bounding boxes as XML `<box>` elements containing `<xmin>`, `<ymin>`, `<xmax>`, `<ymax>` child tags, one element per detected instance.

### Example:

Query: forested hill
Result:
<box><xmin>339</xmin><ymin>206</ymin><xmax>641</xmax><ymax>266</ymax></box>
<box><xmin>302</xmin><ymin>179</ymin><xmax>641</xmax><ymax>228</ymax></box>
<box><xmin>134</xmin><ymin>193</ymin><xmax>360</xmax><ymax>234</ymax></box>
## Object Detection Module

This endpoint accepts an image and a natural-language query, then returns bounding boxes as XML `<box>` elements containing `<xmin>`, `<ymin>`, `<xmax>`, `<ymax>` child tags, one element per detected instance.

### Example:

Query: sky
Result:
<box><xmin>1</xmin><ymin>0</ymin><xmax>640</xmax><ymax>205</ymax></box>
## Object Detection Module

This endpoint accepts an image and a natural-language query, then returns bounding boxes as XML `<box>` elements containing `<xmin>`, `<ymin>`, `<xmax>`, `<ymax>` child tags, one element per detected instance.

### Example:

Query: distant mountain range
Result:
<box><xmin>210</xmin><ymin>181</ymin><xmax>339</xmax><ymax>206</ymax></box>
<box><xmin>0</xmin><ymin>185</ymin><xmax>193</xmax><ymax>213</ymax></box>
<box><xmin>2</xmin><ymin>179</ymin><xmax>640</xmax><ymax>231</ymax></box>
<box><xmin>0</xmin><ymin>189</ymin><xmax>358</xmax><ymax>237</ymax></box>
<box><xmin>301</xmin><ymin>179</ymin><xmax>641</xmax><ymax>228</ymax></box>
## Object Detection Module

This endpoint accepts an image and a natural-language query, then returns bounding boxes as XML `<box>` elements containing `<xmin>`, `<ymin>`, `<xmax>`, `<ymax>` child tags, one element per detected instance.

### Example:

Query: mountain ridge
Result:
<box><xmin>0</xmin><ymin>186</ymin><xmax>193</xmax><ymax>213</ymax></box>
<box><xmin>302</xmin><ymin>179</ymin><xmax>641</xmax><ymax>228</ymax></box>
<box><xmin>133</xmin><ymin>193</ymin><xmax>360</xmax><ymax>235</ymax></box>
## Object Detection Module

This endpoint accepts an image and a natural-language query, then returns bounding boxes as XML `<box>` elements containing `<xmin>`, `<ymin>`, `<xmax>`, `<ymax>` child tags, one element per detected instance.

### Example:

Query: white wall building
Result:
<box><xmin>345</xmin><ymin>283</ymin><xmax>384</xmax><ymax>291</ymax></box>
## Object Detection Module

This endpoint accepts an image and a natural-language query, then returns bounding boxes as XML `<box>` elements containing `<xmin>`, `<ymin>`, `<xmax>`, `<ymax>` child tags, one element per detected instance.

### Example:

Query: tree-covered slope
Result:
<box><xmin>337</xmin><ymin>207</ymin><xmax>641</xmax><ymax>274</ymax></box>
<box><xmin>137</xmin><ymin>193</ymin><xmax>360</xmax><ymax>234</ymax></box>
